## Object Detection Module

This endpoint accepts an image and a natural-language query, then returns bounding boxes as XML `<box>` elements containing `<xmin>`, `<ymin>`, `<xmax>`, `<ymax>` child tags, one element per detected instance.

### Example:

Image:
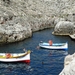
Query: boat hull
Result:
<box><xmin>39</xmin><ymin>42</ymin><xmax>68</xmax><ymax>50</ymax></box>
<box><xmin>0</xmin><ymin>51</ymin><xmax>30</xmax><ymax>63</ymax></box>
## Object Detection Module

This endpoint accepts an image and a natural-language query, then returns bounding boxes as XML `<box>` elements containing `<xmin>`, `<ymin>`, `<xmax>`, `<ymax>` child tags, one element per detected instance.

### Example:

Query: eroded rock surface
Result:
<box><xmin>59</xmin><ymin>53</ymin><xmax>75</xmax><ymax>75</ymax></box>
<box><xmin>53</xmin><ymin>21</ymin><xmax>74</xmax><ymax>35</ymax></box>
<box><xmin>0</xmin><ymin>0</ymin><xmax>75</xmax><ymax>44</ymax></box>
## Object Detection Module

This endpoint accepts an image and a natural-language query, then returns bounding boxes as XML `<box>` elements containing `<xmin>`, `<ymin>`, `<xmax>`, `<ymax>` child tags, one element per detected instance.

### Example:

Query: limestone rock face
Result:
<box><xmin>0</xmin><ymin>17</ymin><xmax>32</xmax><ymax>43</ymax></box>
<box><xmin>0</xmin><ymin>0</ymin><xmax>75</xmax><ymax>43</ymax></box>
<box><xmin>59</xmin><ymin>53</ymin><xmax>75</xmax><ymax>75</ymax></box>
<box><xmin>53</xmin><ymin>21</ymin><xmax>74</xmax><ymax>35</ymax></box>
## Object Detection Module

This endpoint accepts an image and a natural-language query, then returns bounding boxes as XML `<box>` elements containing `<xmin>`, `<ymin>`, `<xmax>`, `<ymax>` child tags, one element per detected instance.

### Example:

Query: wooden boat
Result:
<box><xmin>39</xmin><ymin>42</ymin><xmax>68</xmax><ymax>50</ymax></box>
<box><xmin>0</xmin><ymin>50</ymin><xmax>31</xmax><ymax>63</ymax></box>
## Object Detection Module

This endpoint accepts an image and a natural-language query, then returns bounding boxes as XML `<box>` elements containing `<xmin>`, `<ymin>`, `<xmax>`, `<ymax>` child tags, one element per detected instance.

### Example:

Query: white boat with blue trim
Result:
<box><xmin>39</xmin><ymin>41</ymin><xmax>68</xmax><ymax>50</ymax></box>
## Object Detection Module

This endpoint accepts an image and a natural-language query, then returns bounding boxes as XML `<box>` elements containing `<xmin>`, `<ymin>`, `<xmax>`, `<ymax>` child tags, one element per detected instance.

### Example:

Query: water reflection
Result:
<box><xmin>0</xmin><ymin>63</ymin><xmax>32</xmax><ymax>75</ymax></box>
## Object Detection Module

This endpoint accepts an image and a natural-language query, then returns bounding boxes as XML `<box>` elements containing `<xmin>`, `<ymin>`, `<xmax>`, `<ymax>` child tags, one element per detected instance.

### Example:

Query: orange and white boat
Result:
<box><xmin>0</xmin><ymin>50</ymin><xmax>31</xmax><ymax>63</ymax></box>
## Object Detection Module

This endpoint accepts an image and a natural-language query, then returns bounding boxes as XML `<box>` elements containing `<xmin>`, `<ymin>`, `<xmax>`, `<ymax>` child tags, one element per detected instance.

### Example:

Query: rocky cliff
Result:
<box><xmin>59</xmin><ymin>53</ymin><xmax>75</xmax><ymax>75</ymax></box>
<box><xmin>0</xmin><ymin>0</ymin><xmax>75</xmax><ymax>44</ymax></box>
<box><xmin>53</xmin><ymin>21</ymin><xmax>74</xmax><ymax>35</ymax></box>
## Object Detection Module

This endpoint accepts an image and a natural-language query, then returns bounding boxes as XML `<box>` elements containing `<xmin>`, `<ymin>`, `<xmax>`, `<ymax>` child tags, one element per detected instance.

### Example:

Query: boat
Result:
<box><xmin>0</xmin><ymin>50</ymin><xmax>31</xmax><ymax>63</ymax></box>
<box><xmin>39</xmin><ymin>41</ymin><xmax>68</xmax><ymax>50</ymax></box>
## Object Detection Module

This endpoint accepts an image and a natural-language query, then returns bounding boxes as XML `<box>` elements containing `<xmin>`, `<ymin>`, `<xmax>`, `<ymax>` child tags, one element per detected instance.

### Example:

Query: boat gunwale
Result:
<box><xmin>0</xmin><ymin>50</ymin><xmax>31</xmax><ymax>59</ymax></box>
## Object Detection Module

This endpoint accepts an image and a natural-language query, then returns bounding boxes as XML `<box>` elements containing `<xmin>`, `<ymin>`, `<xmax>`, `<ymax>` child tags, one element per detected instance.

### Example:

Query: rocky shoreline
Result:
<box><xmin>0</xmin><ymin>0</ymin><xmax>75</xmax><ymax>75</ymax></box>
<box><xmin>0</xmin><ymin>0</ymin><xmax>54</xmax><ymax>44</ymax></box>
<box><xmin>59</xmin><ymin>53</ymin><xmax>75</xmax><ymax>75</ymax></box>
<box><xmin>0</xmin><ymin>0</ymin><xmax>75</xmax><ymax>44</ymax></box>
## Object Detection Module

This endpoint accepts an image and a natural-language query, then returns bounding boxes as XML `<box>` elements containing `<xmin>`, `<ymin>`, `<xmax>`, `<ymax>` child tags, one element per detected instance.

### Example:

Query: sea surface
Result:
<box><xmin>0</xmin><ymin>28</ymin><xmax>75</xmax><ymax>75</ymax></box>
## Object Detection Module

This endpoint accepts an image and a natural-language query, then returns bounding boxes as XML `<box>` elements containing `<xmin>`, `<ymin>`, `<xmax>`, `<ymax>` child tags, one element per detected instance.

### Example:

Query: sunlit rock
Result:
<box><xmin>59</xmin><ymin>53</ymin><xmax>75</xmax><ymax>75</ymax></box>
<box><xmin>0</xmin><ymin>0</ymin><xmax>75</xmax><ymax>43</ymax></box>
<box><xmin>0</xmin><ymin>18</ymin><xmax>32</xmax><ymax>43</ymax></box>
<box><xmin>53</xmin><ymin>21</ymin><xmax>74</xmax><ymax>35</ymax></box>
